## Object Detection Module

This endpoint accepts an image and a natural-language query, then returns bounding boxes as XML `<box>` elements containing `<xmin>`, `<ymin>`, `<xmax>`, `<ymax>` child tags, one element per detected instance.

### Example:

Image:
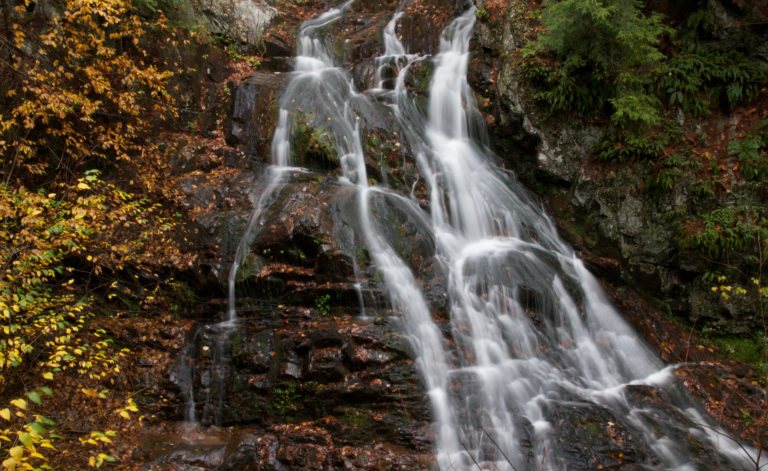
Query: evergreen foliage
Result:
<box><xmin>660</xmin><ymin>43</ymin><xmax>765</xmax><ymax>117</ymax></box>
<box><xmin>525</xmin><ymin>1</ymin><xmax>765</xmax><ymax>133</ymax></box>
<box><xmin>523</xmin><ymin>0</ymin><xmax>668</xmax><ymax>129</ymax></box>
<box><xmin>728</xmin><ymin>119</ymin><xmax>768</xmax><ymax>182</ymax></box>
<box><xmin>679</xmin><ymin>206</ymin><xmax>768</xmax><ymax>260</ymax></box>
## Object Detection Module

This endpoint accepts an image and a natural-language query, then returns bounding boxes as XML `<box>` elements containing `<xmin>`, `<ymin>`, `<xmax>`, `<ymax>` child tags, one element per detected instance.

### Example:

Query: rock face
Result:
<box><xmin>470</xmin><ymin>0</ymin><xmax>768</xmax><ymax>334</ymax></box>
<box><xmin>201</xmin><ymin>0</ymin><xmax>279</xmax><ymax>46</ymax></box>
<box><xmin>137</xmin><ymin>1</ymin><xmax>462</xmax><ymax>469</ymax></box>
<box><xmin>136</xmin><ymin>0</ymin><xmax>766</xmax><ymax>468</ymax></box>
<box><xmin>225</xmin><ymin>72</ymin><xmax>286</xmax><ymax>157</ymax></box>
<box><xmin>144</xmin><ymin>176</ymin><xmax>436</xmax><ymax>469</ymax></box>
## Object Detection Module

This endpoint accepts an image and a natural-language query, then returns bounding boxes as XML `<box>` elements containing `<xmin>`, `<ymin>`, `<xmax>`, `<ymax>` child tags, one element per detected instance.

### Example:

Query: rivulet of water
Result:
<box><xmin>216</xmin><ymin>1</ymin><xmax>764</xmax><ymax>469</ymax></box>
<box><xmin>173</xmin><ymin>3</ymin><xmax>357</xmax><ymax>429</ymax></box>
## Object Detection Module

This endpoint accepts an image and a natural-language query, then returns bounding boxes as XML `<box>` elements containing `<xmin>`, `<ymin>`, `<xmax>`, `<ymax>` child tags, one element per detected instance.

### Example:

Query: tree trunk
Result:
<box><xmin>33</xmin><ymin>0</ymin><xmax>53</xmax><ymax>20</ymax></box>
<box><xmin>2</xmin><ymin>0</ymin><xmax>15</xmax><ymax>39</ymax></box>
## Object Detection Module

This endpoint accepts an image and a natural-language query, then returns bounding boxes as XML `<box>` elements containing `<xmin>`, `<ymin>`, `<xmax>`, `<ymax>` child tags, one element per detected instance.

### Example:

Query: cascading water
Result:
<box><xmin>213</xmin><ymin>0</ymin><xmax>764</xmax><ymax>469</ymax></box>
<box><xmin>172</xmin><ymin>2</ymin><xmax>360</xmax><ymax>429</ymax></box>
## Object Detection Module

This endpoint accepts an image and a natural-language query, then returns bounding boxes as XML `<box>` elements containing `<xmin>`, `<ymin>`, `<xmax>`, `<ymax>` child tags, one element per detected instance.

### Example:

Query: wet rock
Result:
<box><xmin>367</xmin><ymin>190</ymin><xmax>435</xmax><ymax>276</ymax></box>
<box><xmin>216</xmin><ymin>425</ymin><xmax>430</xmax><ymax>471</ymax></box>
<box><xmin>231</xmin><ymin>327</ymin><xmax>274</xmax><ymax>372</ymax></box>
<box><xmin>217</xmin><ymin>432</ymin><xmax>280</xmax><ymax>471</ymax></box>
<box><xmin>226</xmin><ymin>72</ymin><xmax>287</xmax><ymax>156</ymax></box>
<box><xmin>399</xmin><ymin>0</ymin><xmax>463</xmax><ymax>56</ymax></box>
<box><xmin>137</xmin><ymin>425</ymin><xmax>237</xmax><ymax>470</ymax></box>
<box><xmin>173</xmin><ymin>306</ymin><xmax>430</xmax><ymax>438</ymax></box>
<box><xmin>545</xmin><ymin>401</ymin><xmax>650</xmax><ymax>470</ymax></box>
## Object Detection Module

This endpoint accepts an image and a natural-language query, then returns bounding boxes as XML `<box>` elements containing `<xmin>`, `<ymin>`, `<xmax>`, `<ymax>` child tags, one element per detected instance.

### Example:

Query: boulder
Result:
<box><xmin>201</xmin><ymin>0</ymin><xmax>279</xmax><ymax>46</ymax></box>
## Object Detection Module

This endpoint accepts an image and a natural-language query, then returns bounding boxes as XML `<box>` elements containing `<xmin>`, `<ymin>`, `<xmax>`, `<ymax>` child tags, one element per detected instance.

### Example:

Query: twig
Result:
<box><xmin>460</xmin><ymin>439</ymin><xmax>483</xmax><ymax>471</ymax></box>
<box><xmin>684</xmin><ymin>316</ymin><xmax>698</xmax><ymax>364</ymax></box>
<box><xmin>537</xmin><ymin>437</ymin><xmax>554</xmax><ymax>471</ymax></box>
<box><xmin>681</xmin><ymin>416</ymin><xmax>763</xmax><ymax>468</ymax></box>
<box><xmin>397</xmin><ymin>391</ymin><xmax>424</xmax><ymax>470</ymax></box>
<box><xmin>480</xmin><ymin>425</ymin><xmax>519</xmax><ymax>471</ymax></box>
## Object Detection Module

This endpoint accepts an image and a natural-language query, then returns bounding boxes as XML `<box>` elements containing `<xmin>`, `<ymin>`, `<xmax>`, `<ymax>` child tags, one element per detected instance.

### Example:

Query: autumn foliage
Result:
<box><xmin>1</xmin><ymin>0</ymin><xmax>180</xmax><ymax>182</ymax></box>
<box><xmin>0</xmin><ymin>0</ymin><xmax>191</xmax><ymax>468</ymax></box>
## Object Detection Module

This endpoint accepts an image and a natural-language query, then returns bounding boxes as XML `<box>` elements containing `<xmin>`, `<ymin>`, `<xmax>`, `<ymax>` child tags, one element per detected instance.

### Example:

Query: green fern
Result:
<box><xmin>595</xmin><ymin>129</ymin><xmax>669</xmax><ymax>162</ymax></box>
<box><xmin>679</xmin><ymin>207</ymin><xmax>768</xmax><ymax>259</ymax></box>
<box><xmin>523</xmin><ymin>0</ymin><xmax>668</xmax><ymax>128</ymax></box>
<box><xmin>729</xmin><ymin>121</ymin><xmax>768</xmax><ymax>182</ymax></box>
<box><xmin>660</xmin><ymin>42</ymin><xmax>765</xmax><ymax>116</ymax></box>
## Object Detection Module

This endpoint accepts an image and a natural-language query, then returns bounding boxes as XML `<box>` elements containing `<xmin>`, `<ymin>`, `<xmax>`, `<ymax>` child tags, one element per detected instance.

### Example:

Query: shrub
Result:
<box><xmin>594</xmin><ymin>128</ymin><xmax>670</xmax><ymax>161</ymax></box>
<box><xmin>679</xmin><ymin>207</ymin><xmax>768</xmax><ymax>260</ymax></box>
<box><xmin>523</xmin><ymin>0</ymin><xmax>668</xmax><ymax>128</ymax></box>
<box><xmin>660</xmin><ymin>43</ymin><xmax>766</xmax><ymax>116</ymax></box>
<box><xmin>728</xmin><ymin>120</ymin><xmax>768</xmax><ymax>182</ymax></box>
<box><xmin>0</xmin><ymin>0</ymin><xmax>179</xmax><ymax>187</ymax></box>
<box><xmin>0</xmin><ymin>1</ymin><xmax>189</xmax><ymax>467</ymax></box>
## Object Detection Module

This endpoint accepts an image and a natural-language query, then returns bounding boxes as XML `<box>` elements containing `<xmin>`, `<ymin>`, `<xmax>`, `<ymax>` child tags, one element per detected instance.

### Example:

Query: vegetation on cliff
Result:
<box><xmin>0</xmin><ymin>0</ymin><xmax>203</xmax><ymax>468</ymax></box>
<box><xmin>525</xmin><ymin>0</ymin><xmax>766</xmax><ymax>345</ymax></box>
<box><xmin>520</xmin><ymin>0</ymin><xmax>767</xmax><ymax>448</ymax></box>
<box><xmin>0</xmin><ymin>0</ymin><xmax>765</xmax><ymax>467</ymax></box>
<box><xmin>522</xmin><ymin>0</ymin><xmax>669</xmax><ymax>129</ymax></box>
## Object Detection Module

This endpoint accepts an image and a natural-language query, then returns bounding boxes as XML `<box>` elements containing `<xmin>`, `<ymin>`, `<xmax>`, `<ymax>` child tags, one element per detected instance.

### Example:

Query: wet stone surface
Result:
<box><xmin>136</xmin><ymin>0</ymin><xmax>767</xmax><ymax>469</ymax></box>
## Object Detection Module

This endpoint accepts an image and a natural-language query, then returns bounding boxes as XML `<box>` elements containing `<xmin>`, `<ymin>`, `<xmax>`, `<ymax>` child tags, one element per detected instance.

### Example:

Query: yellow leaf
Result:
<box><xmin>77</xmin><ymin>182</ymin><xmax>91</xmax><ymax>190</ymax></box>
<box><xmin>2</xmin><ymin>457</ymin><xmax>18</xmax><ymax>471</ymax></box>
<box><xmin>42</xmin><ymin>372</ymin><xmax>53</xmax><ymax>380</ymax></box>
<box><xmin>9</xmin><ymin>446</ymin><xmax>23</xmax><ymax>460</ymax></box>
<box><xmin>10</xmin><ymin>399</ymin><xmax>27</xmax><ymax>411</ymax></box>
<box><xmin>0</xmin><ymin>409</ymin><xmax>10</xmax><ymax>421</ymax></box>
<box><xmin>118</xmin><ymin>410</ymin><xmax>130</xmax><ymax>419</ymax></box>
<box><xmin>88</xmin><ymin>456</ymin><xmax>96</xmax><ymax>467</ymax></box>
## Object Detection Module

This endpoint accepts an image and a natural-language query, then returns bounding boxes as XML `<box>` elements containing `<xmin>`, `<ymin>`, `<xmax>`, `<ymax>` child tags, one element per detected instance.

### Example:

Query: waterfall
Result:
<box><xmin>218</xmin><ymin>0</ymin><xmax>764</xmax><ymax>469</ymax></box>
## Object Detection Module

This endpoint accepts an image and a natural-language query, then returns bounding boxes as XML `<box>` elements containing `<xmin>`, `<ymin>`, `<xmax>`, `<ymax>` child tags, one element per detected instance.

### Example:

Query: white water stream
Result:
<box><xmin>220</xmin><ymin>1</ymin><xmax>765</xmax><ymax>469</ymax></box>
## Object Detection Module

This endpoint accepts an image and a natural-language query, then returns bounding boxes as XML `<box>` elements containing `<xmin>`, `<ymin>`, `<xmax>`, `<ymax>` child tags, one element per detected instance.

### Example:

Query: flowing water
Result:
<box><xmin>210</xmin><ymin>1</ymin><xmax>764</xmax><ymax>469</ymax></box>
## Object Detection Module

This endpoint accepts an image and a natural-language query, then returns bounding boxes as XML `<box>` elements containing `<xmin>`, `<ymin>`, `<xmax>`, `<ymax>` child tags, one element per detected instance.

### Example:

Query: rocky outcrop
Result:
<box><xmin>133</xmin><ymin>1</ymin><xmax>460</xmax><ymax>468</ymax></box>
<box><xmin>201</xmin><ymin>0</ymin><xmax>279</xmax><ymax>46</ymax></box>
<box><xmin>225</xmin><ymin>72</ymin><xmax>286</xmax><ymax>157</ymax></box>
<box><xmin>138</xmin><ymin>165</ymin><xmax>436</xmax><ymax>469</ymax></box>
<box><xmin>470</xmin><ymin>0</ymin><xmax>768</xmax><ymax>335</ymax></box>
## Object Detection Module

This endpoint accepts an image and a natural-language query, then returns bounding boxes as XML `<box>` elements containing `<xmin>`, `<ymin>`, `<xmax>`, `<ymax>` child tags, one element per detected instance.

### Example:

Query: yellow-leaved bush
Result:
<box><xmin>0</xmin><ymin>0</ymin><xmax>194</xmax><ymax>468</ymax></box>
<box><xmin>0</xmin><ymin>175</ymin><xmax>184</xmax><ymax>469</ymax></box>
<box><xmin>1</xmin><ymin>0</ymin><xmax>178</xmax><ymax>186</ymax></box>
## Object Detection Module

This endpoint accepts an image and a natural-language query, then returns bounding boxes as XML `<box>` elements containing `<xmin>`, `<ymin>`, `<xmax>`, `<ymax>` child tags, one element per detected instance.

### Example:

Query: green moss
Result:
<box><xmin>584</xmin><ymin>421</ymin><xmax>600</xmax><ymax>436</ymax></box>
<box><xmin>712</xmin><ymin>336</ymin><xmax>766</xmax><ymax>379</ymax></box>
<box><xmin>291</xmin><ymin>113</ymin><xmax>338</xmax><ymax>167</ymax></box>
<box><xmin>342</xmin><ymin>408</ymin><xmax>373</xmax><ymax>428</ymax></box>
<box><xmin>231</xmin><ymin>331</ymin><xmax>243</xmax><ymax>354</ymax></box>
<box><xmin>237</xmin><ymin>252</ymin><xmax>260</xmax><ymax>281</ymax></box>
